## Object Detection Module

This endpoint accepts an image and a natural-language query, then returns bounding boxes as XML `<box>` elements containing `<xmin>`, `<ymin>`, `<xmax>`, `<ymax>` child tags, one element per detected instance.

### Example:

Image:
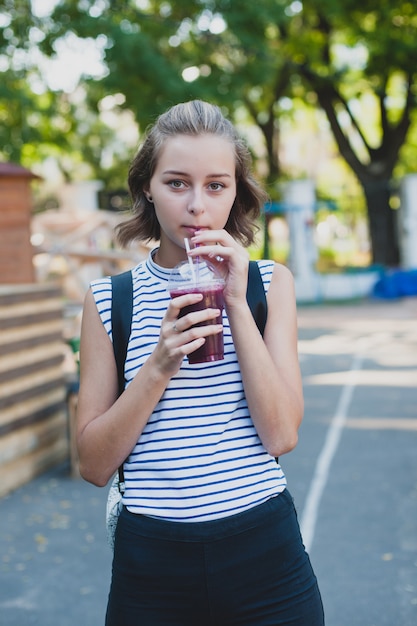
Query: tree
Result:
<box><xmin>40</xmin><ymin>2</ymin><xmax>296</xmax><ymax>265</ymax></box>
<box><xmin>290</xmin><ymin>0</ymin><xmax>417</xmax><ymax>266</ymax></box>
<box><xmin>8</xmin><ymin>1</ymin><xmax>417</xmax><ymax>264</ymax></box>
<box><xmin>0</xmin><ymin>0</ymin><xmax>132</xmax><ymax>187</ymax></box>
<box><xmin>43</xmin><ymin>0</ymin><xmax>417</xmax><ymax>265</ymax></box>
<box><xmin>0</xmin><ymin>0</ymin><xmax>58</xmax><ymax>164</ymax></box>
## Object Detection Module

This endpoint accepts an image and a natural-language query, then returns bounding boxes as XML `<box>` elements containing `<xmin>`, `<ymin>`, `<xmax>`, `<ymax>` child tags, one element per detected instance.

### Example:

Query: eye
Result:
<box><xmin>168</xmin><ymin>179</ymin><xmax>185</xmax><ymax>189</ymax></box>
<box><xmin>208</xmin><ymin>182</ymin><xmax>224</xmax><ymax>191</ymax></box>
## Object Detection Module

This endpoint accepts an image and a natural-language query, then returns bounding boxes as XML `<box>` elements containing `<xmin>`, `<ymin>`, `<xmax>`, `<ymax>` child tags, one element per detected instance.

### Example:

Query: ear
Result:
<box><xmin>143</xmin><ymin>186</ymin><xmax>153</xmax><ymax>203</ymax></box>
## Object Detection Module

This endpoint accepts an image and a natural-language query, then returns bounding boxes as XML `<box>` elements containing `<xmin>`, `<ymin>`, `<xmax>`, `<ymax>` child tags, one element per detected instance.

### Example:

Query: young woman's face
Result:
<box><xmin>147</xmin><ymin>134</ymin><xmax>237</xmax><ymax>264</ymax></box>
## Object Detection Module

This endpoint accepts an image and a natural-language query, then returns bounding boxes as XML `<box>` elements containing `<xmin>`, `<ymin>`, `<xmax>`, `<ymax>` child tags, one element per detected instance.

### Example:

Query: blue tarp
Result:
<box><xmin>372</xmin><ymin>269</ymin><xmax>417</xmax><ymax>299</ymax></box>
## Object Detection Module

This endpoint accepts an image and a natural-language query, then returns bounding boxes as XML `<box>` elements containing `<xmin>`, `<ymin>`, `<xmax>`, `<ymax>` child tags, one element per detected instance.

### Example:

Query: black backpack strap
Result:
<box><xmin>246</xmin><ymin>260</ymin><xmax>267</xmax><ymax>337</ymax></box>
<box><xmin>111</xmin><ymin>271</ymin><xmax>133</xmax><ymax>489</ymax></box>
<box><xmin>111</xmin><ymin>271</ymin><xmax>133</xmax><ymax>397</ymax></box>
<box><xmin>246</xmin><ymin>261</ymin><xmax>277</xmax><ymax>462</ymax></box>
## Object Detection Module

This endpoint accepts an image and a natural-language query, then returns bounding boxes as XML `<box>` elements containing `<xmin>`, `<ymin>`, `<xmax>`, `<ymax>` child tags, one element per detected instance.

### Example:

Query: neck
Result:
<box><xmin>153</xmin><ymin>244</ymin><xmax>188</xmax><ymax>268</ymax></box>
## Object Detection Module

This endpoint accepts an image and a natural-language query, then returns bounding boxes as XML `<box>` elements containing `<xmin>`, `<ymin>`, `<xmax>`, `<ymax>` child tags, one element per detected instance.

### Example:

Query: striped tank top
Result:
<box><xmin>91</xmin><ymin>249</ymin><xmax>287</xmax><ymax>522</ymax></box>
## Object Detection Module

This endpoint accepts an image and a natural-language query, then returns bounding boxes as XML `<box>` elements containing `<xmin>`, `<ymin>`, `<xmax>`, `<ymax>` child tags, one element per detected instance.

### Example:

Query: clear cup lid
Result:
<box><xmin>167</xmin><ymin>259</ymin><xmax>224</xmax><ymax>291</ymax></box>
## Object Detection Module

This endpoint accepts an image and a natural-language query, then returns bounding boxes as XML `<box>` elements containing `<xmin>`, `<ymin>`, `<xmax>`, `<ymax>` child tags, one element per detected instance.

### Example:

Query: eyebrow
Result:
<box><xmin>162</xmin><ymin>169</ymin><xmax>233</xmax><ymax>178</ymax></box>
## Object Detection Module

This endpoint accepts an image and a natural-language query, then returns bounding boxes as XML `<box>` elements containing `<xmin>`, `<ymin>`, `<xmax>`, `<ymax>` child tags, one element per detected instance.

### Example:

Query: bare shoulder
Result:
<box><xmin>265</xmin><ymin>262</ymin><xmax>297</xmax><ymax>323</ymax></box>
<box><xmin>78</xmin><ymin>288</ymin><xmax>118</xmax><ymax>420</ymax></box>
<box><xmin>264</xmin><ymin>262</ymin><xmax>298</xmax><ymax>344</ymax></box>
<box><xmin>83</xmin><ymin>286</ymin><xmax>98</xmax><ymax>315</ymax></box>
<box><xmin>82</xmin><ymin>287</ymin><xmax>105</xmax><ymax>327</ymax></box>
<box><xmin>268</xmin><ymin>262</ymin><xmax>296</xmax><ymax>296</ymax></box>
<box><xmin>271</xmin><ymin>261</ymin><xmax>294</xmax><ymax>279</ymax></box>
<box><xmin>80</xmin><ymin>287</ymin><xmax>112</xmax><ymax>351</ymax></box>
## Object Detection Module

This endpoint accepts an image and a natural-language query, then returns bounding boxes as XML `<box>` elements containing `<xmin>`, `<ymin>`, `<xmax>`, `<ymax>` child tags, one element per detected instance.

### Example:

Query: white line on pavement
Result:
<box><xmin>300</xmin><ymin>348</ymin><xmax>366</xmax><ymax>553</ymax></box>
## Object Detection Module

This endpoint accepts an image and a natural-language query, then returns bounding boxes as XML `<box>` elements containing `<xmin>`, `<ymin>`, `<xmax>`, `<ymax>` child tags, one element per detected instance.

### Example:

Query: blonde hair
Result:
<box><xmin>116</xmin><ymin>100</ymin><xmax>268</xmax><ymax>247</ymax></box>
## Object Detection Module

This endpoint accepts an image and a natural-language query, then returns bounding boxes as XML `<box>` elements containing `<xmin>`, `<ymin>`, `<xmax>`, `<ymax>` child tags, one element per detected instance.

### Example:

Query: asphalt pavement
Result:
<box><xmin>1</xmin><ymin>296</ymin><xmax>416</xmax><ymax>626</ymax></box>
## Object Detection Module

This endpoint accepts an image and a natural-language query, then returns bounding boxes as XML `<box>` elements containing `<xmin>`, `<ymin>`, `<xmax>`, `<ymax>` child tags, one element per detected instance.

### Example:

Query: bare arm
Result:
<box><xmin>189</xmin><ymin>230</ymin><xmax>303</xmax><ymax>459</ymax></box>
<box><xmin>76</xmin><ymin>289</ymin><xmax>170</xmax><ymax>486</ymax></box>
<box><xmin>227</xmin><ymin>263</ymin><xmax>303</xmax><ymax>458</ymax></box>
<box><xmin>76</xmin><ymin>286</ymin><xmax>223</xmax><ymax>486</ymax></box>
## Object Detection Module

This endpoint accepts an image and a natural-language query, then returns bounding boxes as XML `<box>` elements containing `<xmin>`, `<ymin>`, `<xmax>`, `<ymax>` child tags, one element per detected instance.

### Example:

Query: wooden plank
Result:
<box><xmin>0</xmin><ymin>320</ymin><xmax>64</xmax><ymax>348</ymax></box>
<box><xmin>0</xmin><ymin>295</ymin><xmax>62</xmax><ymax>317</ymax></box>
<box><xmin>0</xmin><ymin>400</ymin><xmax>67</xmax><ymax>437</ymax></box>
<box><xmin>0</xmin><ymin>379</ymin><xmax>66</xmax><ymax>411</ymax></box>
<box><xmin>0</xmin><ymin>368</ymin><xmax>66</xmax><ymax>409</ymax></box>
<box><xmin>0</xmin><ymin>439</ymin><xmax>69</xmax><ymax>498</ymax></box>
<box><xmin>0</xmin><ymin>411</ymin><xmax>67</xmax><ymax>464</ymax></box>
<box><xmin>0</xmin><ymin>310</ymin><xmax>63</xmax><ymax>329</ymax></box>
<box><xmin>0</xmin><ymin>363</ymin><xmax>65</xmax><ymax>396</ymax></box>
<box><xmin>0</xmin><ymin>331</ymin><xmax>63</xmax><ymax>355</ymax></box>
<box><xmin>0</xmin><ymin>285</ymin><xmax>62</xmax><ymax>303</ymax></box>
<box><xmin>0</xmin><ymin>388</ymin><xmax>66</xmax><ymax>428</ymax></box>
<box><xmin>0</xmin><ymin>341</ymin><xmax>64</xmax><ymax>370</ymax></box>
<box><xmin>0</xmin><ymin>351</ymin><xmax>64</xmax><ymax>384</ymax></box>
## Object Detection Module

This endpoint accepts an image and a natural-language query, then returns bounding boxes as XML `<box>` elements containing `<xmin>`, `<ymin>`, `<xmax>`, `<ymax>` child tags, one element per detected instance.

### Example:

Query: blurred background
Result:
<box><xmin>2</xmin><ymin>0</ymin><xmax>417</xmax><ymax>311</ymax></box>
<box><xmin>1</xmin><ymin>3</ymin><xmax>417</xmax><ymax>623</ymax></box>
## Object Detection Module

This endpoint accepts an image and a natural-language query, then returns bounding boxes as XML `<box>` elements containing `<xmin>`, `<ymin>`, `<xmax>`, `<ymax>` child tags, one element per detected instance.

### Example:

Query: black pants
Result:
<box><xmin>106</xmin><ymin>489</ymin><xmax>324</xmax><ymax>625</ymax></box>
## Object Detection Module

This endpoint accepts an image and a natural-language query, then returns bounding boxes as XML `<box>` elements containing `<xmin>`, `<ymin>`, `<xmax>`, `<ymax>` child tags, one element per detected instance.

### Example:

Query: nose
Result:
<box><xmin>186</xmin><ymin>189</ymin><xmax>205</xmax><ymax>215</ymax></box>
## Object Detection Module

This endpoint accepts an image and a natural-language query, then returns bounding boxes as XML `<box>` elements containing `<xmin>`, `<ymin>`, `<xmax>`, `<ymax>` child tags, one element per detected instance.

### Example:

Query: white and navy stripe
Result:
<box><xmin>91</xmin><ymin>250</ymin><xmax>286</xmax><ymax>522</ymax></box>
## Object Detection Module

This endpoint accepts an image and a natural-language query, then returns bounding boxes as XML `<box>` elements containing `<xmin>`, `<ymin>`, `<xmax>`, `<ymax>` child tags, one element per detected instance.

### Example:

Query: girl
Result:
<box><xmin>77</xmin><ymin>100</ymin><xmax>324</xmax><ymax>625</ymax></box>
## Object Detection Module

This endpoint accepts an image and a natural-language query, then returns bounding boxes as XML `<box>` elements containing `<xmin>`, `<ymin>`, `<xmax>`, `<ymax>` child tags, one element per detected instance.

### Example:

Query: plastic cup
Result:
<box><xmin>168</xmin><ymin>260</ymin><xmax>225</xmax><ymax>364</ymax></box>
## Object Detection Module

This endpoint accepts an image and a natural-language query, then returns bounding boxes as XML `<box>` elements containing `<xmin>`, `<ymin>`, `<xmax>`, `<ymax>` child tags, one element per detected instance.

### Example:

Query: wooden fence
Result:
<box><xmin>0</xmin><ymin>283</ymin><xmax>68</xmax><ymax>497</ymax></box>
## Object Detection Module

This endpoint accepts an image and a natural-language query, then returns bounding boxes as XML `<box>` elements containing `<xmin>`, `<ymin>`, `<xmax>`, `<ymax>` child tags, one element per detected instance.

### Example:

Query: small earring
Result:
<box><xmin>145</xmin><ymin>194</ymin><xmax>153</xmax><ymax>203</ymax></box>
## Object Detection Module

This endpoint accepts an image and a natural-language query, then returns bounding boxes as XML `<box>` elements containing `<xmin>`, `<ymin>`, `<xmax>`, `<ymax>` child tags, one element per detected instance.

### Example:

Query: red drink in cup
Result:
<box><xmin>169</xmin><ymin>282</ymin><xmax>225</xmax><ymax>363</ymax></box>
<box><xmin>168</xmin><ymin>259</ymin><xmax>225</xmax><ymax>364</ymax></box>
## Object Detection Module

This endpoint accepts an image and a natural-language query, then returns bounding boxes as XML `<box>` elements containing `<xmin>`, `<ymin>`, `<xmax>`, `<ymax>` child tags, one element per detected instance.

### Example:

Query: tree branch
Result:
<box><xmin>297</xmin><ymin>63</ymin><xmax>371</xmax><ymax>178</ymax></box>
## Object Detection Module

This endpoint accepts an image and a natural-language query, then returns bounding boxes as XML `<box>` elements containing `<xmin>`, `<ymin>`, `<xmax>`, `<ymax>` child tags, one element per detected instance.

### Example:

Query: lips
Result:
<box><xmin>183</xmin><ymin>226</ymin><xmax>209</xmax><ymax>237</ymax></box>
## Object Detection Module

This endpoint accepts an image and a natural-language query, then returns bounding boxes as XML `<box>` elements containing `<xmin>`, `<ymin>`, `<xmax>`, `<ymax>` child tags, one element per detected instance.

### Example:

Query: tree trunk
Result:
<box><xmin>362</xmin><ymin>180</ymin><xmax>399</xmax><ymax>267</ymax></box>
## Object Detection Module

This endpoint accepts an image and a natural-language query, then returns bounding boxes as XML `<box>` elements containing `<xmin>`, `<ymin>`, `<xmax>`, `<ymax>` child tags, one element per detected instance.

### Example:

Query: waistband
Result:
<box><xmin>120</xmin><ymin>489</ymin><xmax>293</xmax><ymax>543</ymax></box>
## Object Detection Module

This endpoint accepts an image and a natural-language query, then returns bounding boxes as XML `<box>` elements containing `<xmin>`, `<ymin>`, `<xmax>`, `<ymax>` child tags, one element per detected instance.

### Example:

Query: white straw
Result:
<box><xmin>184</xmin><ymin>238</ymin><xmax>196</xmax><ymax>284</ymax></box>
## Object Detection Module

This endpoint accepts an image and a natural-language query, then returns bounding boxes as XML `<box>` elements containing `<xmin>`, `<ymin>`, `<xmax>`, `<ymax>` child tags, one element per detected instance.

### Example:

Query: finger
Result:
<box><xmin>191</xmin><ymin>229</ymin><xmax>235</xmax><ymax>247</ymax></box>
<box><xmin>187</xmin><ymin>244</ymin><xmax>231</xmax><ymax>267</ymax></box>
<box><xmin>176</xmin><ymin>308</ymin><xmax>222</xmax><ymax>331</ymax></box>
<box><xmin>168</xmin><ymin>292</ymin><xmax>203</xmax><ymax>316</ymax></box>
<box><xmin>181</xmin><ymin>324</ymin><xmax>223</xmax><ymax>347</ymax></box>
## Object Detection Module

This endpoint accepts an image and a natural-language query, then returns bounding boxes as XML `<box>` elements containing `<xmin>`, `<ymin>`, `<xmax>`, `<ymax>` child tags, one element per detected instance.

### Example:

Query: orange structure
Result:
<box><xmin>0</xmin><ymin>164</ymin><xmax>69</xmax><ymax>496</ymax></box>
<box><xmin>0</xmin><ymin>162</ymin><xmax>40</xmax><ymax>284</ymax></box>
